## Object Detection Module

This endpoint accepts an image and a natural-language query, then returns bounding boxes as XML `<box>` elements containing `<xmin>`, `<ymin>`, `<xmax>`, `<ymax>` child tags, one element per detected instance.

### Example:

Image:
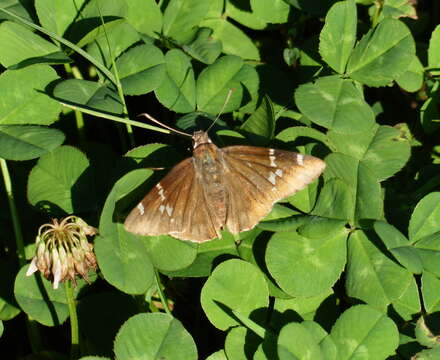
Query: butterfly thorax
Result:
<box><xmin>193</xmin><ymin>140</ymin><xmax>228</xmax><ymax>227</ymax></box>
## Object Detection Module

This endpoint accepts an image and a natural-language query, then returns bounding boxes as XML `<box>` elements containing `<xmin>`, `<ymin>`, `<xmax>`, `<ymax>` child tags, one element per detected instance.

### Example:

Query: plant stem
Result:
<box><xmin>59</xmin><ymin>102</ymin><xmax>171</xmax><ymax>133</ymax></box>
<box><xmin>154</xmin><ymin>269</ymin><xmax>172</xmax><ymax>316</ymax></box>
<box><xmin>0</xmin><ymin>158</ymin><xmax>25</xmax><ymax>265</ymax></box>
<box><xmin>1</xmin><ymin>158</ymin><xmax>43</xmax><ymax>353</ymax></box>
<box><xmin>64</xmin><ymin>63</ymin><xmax>86</xmax><ymax>145</ymax></box>
<box><xmin>65</xmin><ymin>281</ymin><xmax>79</xmax><ymax>359</ymax></box>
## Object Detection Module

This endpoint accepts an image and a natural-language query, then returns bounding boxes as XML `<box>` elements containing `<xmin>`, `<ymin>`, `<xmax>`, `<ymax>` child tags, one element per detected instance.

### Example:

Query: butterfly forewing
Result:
<box><xmin>222</xmin><ymin>146</ymin><xmax>326</xmax><ymax>233</ymax></box>
<box><xmin>124</xmin><ymin>157</ymin><xmax>220</xmax><ymax>242</ymax></box>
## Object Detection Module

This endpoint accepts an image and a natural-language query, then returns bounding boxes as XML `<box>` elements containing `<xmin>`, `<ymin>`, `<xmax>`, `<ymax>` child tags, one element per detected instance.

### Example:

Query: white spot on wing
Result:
<box><xmin>159</xmin><ymin>205</ymin><xmax>165</xmax><ymax>214</ymax></box>
<box><xmin>156</xmin><ymin>183</ymin><xmax>166</xmax><ymax>201</ymax></box>
<box><xmin>270</xmin><ymin>155</ymin><xmax>277</xmax><ymax>167</ymax></box>
<box><xmin>275</xmin><ymin>169</ymin><xmax>283</xmax><ymax>177</ymax></box>
<box><xmin>137</xmin><ymin>203</ymin><xmax>145</xmax><ymax>215</ymax></box>
<box><xmin>268</xmin><ymin>172</ymin><xmax>276</xmax><ymax>185</ymax></box>
<box><xmin>269</xmin><ymin>149</ymin><xmax>275</xmax><ymax>155</ymax></box>
<box><xmin>297</xmin><ymin>153</ymin><xmax>304</xmax><ymax>166</ymax></box>
<box><xmin>166</xmin><ymin>205</ymin><xmax>173</xmax><ymax>216</ymax></box>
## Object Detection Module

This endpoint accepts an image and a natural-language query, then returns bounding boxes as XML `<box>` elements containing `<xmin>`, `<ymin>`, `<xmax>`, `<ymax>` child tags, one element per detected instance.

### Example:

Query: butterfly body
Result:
<box><xmin>124</xmin><ymin>131</ymin><xmax>326</xmax><ymax>242</ymax></box>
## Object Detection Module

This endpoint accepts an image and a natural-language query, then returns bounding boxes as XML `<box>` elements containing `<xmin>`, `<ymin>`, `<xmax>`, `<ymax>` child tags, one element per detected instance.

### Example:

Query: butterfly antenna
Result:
<box><xmin>206</xmin><ymin>88</ymin><xmax>235</xmax><ymax>133</ymax></box>
<box><xmin>138</xmin><ymin>113</ymin><xmax>192</xmax><ymax>138</ymax></box>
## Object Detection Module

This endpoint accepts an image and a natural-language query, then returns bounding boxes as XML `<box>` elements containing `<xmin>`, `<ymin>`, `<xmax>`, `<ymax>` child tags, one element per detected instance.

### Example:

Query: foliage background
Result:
<box><xmin>0</xmin><ymin>0</ymin><xmax>440</xmax><ymax>359</ymax></box>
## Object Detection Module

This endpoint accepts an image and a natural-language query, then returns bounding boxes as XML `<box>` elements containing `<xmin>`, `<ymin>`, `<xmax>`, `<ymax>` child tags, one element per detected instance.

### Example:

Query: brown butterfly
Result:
<box><xmin>124</xmin><ymin>121</ymin><xmax>326</xmax><ymax>242</ymax></box>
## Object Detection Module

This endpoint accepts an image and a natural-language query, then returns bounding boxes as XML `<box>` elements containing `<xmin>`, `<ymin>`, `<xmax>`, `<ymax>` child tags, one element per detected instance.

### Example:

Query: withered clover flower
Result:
<box><xmin>26</xmin><ymin>216</ymin><xmax>98</xmax><ymax>289</ymax></box>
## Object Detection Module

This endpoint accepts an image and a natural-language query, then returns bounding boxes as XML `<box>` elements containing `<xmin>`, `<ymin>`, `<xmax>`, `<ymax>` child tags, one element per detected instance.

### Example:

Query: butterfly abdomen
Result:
<box><xmin>193</xmin><ymin>143</ymin><xmax>228</xmax><ymax>227</ymax></box>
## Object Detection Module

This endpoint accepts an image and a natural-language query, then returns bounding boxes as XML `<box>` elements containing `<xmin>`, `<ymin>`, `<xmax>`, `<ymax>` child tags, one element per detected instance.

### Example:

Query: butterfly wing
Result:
<box><xmin>124</xmin><ymin>158</ymin><xmax>220</xmax><ymax>242</ymax></box>
<box><xmin>222</xmin><ymin>146</ymin><xmax>325</xmax><ymax>234</ymax></box>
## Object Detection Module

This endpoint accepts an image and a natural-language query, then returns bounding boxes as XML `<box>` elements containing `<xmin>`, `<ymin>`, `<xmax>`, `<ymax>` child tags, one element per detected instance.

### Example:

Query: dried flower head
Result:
<box><xmin>26</xmin><ymin>216</ymin><xmax>98</xmax><ymax>289</ymax></box>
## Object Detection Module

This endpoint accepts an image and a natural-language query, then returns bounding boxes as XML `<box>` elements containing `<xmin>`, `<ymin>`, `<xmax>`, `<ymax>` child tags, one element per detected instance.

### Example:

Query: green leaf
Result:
<box><xmin>183</xmin><ymin>27</ymin><xmax>222</xmax><ymax>64</ymax></box>
<box><xmin>327</xmin><ymin>124</ymin><xmax>411</xmax><ymax>181</ymax></box>
<box><xmin>331</xmin><ymin>305</ymin><xmax>399</xmax><ymax>359</ymax></box>
<box><xmin>303</xmin><ymin>321</ymin><xmax>338</xmax><ymax>360</ymax></box>
<box><xmin>373</xmin><ymin>221</ymin><xmax>423</xmax><ymax>274</ymax></box>
<box><xmin>14</xmin><ymin>266</ymin><xmax>69</xmax><ymax>326</ymax></box>
<box><xmin>140</xmin><ymin>235</ymin><xmax>197</xmax><ymax>272</ymax></box>
<box><xmin>411</xmin><ymin>347</ymin><xmax>440</xmax><ymax>360</ymax></box>
<box><xmin>165</xmin><ymin>235</ymin><xmax>239</xmax><ymax>277</ymax></box>
<box><xmin>415</xmin><ymin>316</ymin><xmax>440</xmax><ymax>348</ymax></box>
<box><xmin>346</xmin><ymin>230</ymin><xmax>420</xmax><ymax>312</ymax></box>
<box><xmin>163</xmin><ymin>0</ymin><xmax>211</xmax><ymax>43</ymax></box>
<box><xmin>225</xmin><ymin>0</ymin><xmax>266</xmax><ymax>30</ymax></box>
<box><xmin>196</xmin><ymin>55</ymin><xmax>259</xmax><ymax>114</ymax></box>
<box><xmin>206</xmin><ymin>350</ymin><xmax>227</xmax><ymax>360</ymax></box>
<box><xmin>408</xmin><ymin>192</ymin><xmax>440</xmax><ymax>243</ymax></box>
<box><xmin>428</xmin><ymin>25</ymin><xmax>440</xmax><ymax>76</ymax></box>
<box><xmin>266</xmin><ymin>219</ymin><xmax>347</xmax><ymax>297</ymax></box>
<box><xmin>263</xmin><ymin>204</ymin><xmax>297</xmax><ymax>221</ymax></box>
<box><xmin>237</xmin><ymin>228</ymin><xmax>292</xmax><ymax>299</ymax></box>
<box><xmin>35</xmin><ymin>0</ymin><xmax>87</xmax><ymax>36</ymax></box>
<box><xmin>225</xmin><ymin>326</ymin><xmax>262</xmax><ymax>360</ymax></box>
<box><xmin>413</xmin><ymin>233</ymin><xmax>440</xmax><ymax>278</ymax></box>
<box><xmin>421</xmin><ymin>272</ymin><xmax>440</xmax><ymax>314</ymax></box>
<box><xmin>273</xmin><ymin>288</ymin><xmax>334</xmax><ymax>321</ymax></box>
<box><xmin>0</xmin><ymin>125</ymin><xmax>64</xmax><ymax>161</ymax></box>
<box><xmin>278</xmin><ymin>322</ymin><xmax>324</xmax><ymax>359</ymax></box>
<box><xmin>114</xmin><ymin>313</ymin><xmax>197</xmax><ymax>360</ymax></box>
<box><xmin>319</xmin><ymin>0</ymin><xmax>357</xmax><ymax>74</ymax></box>
<box><xmin>53</xmin><ymin>79</ymin><xmax>123</xmax><ymax>115</ymax></box>
<box><xmin>250</xmin><ymin>0</ymin><xmax>290</xmax><ymax>24</ymax></box>
<box><xmin>95</xmin><ymin>169</ymin><xmax>154</xmax><ymax>294</ymax></box>
<box><xmin>114</xmin><ymin>44</ymin><xmax>165</xmax><ymax>96</ymax></box>
<box><xmin>0</xmin><ymin>21</ymin><xmax>69</xmax><ymax>68</ymax></box>
<box><xmin>276</xmin><ymin>126</ymin><xmax>328</xmax><ymax>145</ymax></box>
<box><xmin>70</xmin><ymin>18</ymin><xmax>125</xmax><ymax>50</ymax></box>
<box><xmin>200</xmin><ymin>259</ymin><xmax>269</xmax><ymax>330</ymax></box>
<box><xmin>346</xmin><ymin>18</ymin><xmax>415</xmax><ymax>86</ymax></box>
<box><xmin>125</xmin><ymin>0</ymin><xmax>162</xmax><ymax>38</ymax></box>
<box><xmin>380</xmin><ymin>0</ymin><xmax>418</xmax><ymax>20</ymax></box>
<box><xmin>86</xmin><ymin>20</ymin><xmax>142</xmax><ymax>72</ymax></box>
<box><xmin>312</xmin><ymin>178</ymin><xmax>354</xmax><ymax>221</ymax></box>
<box><xmin>295</xmin><ymin>76</ymin><xmax>375</xmax><ymax>133</ymax></box>
<box><xmin>314</xmin><ymin>153</ymin><xmax>383</xmax><ymax>223</ymax></box>
<box><xmin>395</xmin><ymin>55</ymin><xmax>424</xmax><ymax>92</ymax></box>
<box><xmin>240</xmin><ymin>95</ymin><xmax>275</xmax><ymax>145</ymax></box>
<box><xmin>82</xmin><ymin>0</ymin><xmax>127</xmax><ymax>18</ymax></box>
<box><xmin>0</xmin><ymin>65</ymin><xmax>61</xmax><ymax>125</ymax></box>
<box><xmin>27</xmin><ymin>146</ymin><xmax>95</xmax><ymax>214</ymax></box>
<box><xmin>420</xmin><ymin>82</ymin><xmax>440</xmax><ymax>134</ymax></box>
<box><xmin>155</xmin><ymin>49</ymin><xmax>196</xmax><ymax>113</ymax></box>
<box><xmin>201</xmin><ymin>18</ymin><xmax>260</xmax><ymax>60</ymax></box>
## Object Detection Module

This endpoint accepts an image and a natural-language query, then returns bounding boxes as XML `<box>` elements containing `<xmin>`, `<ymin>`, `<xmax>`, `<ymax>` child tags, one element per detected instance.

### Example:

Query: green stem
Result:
<box><xmin>371</xmin><ymin>0</ymin><xmax>382</xmax><ymax>28</ymax></box>
<box><xmin>65</xmin><ymin>281</ymin><xmax>80</xmax><ymax>359</ymax></box>
<box><xmin>1</xmin><ymin>158</ymin><xmax>43</xmax><ymax>352</ymax></box>
<box><xmin>64</xmin><ymin>64</ymin><xmax>86</xmax><ymax>145</ymax></box>
<box><xmin>0</xmin><ymin>159</ymin><xmax>25</xmax><ymax>265</ymax></box>
<box><xmin>98</xmin><ymin>11</ymin><xmax>135</xmax><ymax>149</ymax></box>
<box><xmin>154</xmin><ymin>269</ymin><xmax>172</xmax><ymax>316</ymax></box>
<box><xmin>59</xmin><ymin>102</ymin><xmax>171</xmax><ymax>133</ymax></box>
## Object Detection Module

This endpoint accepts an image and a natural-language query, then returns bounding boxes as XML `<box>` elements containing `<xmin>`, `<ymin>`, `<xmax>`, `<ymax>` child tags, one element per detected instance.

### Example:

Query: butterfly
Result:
<box><xmin>124</xmin><ymin>129</ymin><xmax>326</xmax><ymax>242</ymax></box>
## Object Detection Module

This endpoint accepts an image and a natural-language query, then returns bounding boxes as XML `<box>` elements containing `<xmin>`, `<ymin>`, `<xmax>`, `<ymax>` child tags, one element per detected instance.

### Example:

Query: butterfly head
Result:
<box><xmin>192</xmin><ymin>131</ymin><xmax>212</xmax><ymax>149</ymax></box>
